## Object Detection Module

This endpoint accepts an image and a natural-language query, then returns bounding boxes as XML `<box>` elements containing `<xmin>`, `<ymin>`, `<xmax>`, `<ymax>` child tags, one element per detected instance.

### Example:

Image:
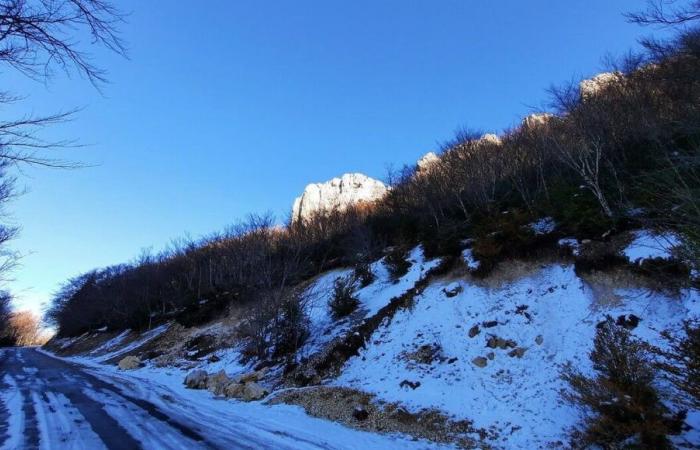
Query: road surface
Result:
<box><xmin>0</xmin><ymin>347</ymin><xmax>438</xmax><ymax>450</ymax></box>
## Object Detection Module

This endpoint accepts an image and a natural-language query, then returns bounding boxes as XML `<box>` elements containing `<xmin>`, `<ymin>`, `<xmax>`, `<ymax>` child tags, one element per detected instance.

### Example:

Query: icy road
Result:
<box><xmin>0</xmin><ymin>348</ymin><xmax>444</xmax><ymax>450</ymax></box>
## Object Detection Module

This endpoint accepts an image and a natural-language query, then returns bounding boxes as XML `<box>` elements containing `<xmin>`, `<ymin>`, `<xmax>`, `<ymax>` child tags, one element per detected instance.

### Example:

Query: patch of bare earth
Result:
<box><xmin>268</xmin><ymin>386</ymin><xmax>492</xmax><ymax>448</ymax></box>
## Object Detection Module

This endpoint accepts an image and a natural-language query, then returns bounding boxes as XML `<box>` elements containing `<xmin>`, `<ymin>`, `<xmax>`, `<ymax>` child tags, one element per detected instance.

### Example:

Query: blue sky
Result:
<box><xmin>6</xmin><ymin>0</ymin><xmax>660</xmax><ymax>315</ymax></box>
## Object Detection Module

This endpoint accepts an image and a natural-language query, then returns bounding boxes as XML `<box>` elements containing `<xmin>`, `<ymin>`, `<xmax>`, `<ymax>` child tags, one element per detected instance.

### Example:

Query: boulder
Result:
<box><xmin>292</xmin><ymin>173</ymin><xmax>388</xmax><ymax>223</ymax></box>
<box><xmin>206</xmin><ymin>370</ymin><xmax>231</xmax><ymax>396</ymax></box>
<box><xmin>223</xmin><ymin>382</ymin><xmax>245</xmax><ymax>399</ymax></box>
<box><xmin>241</xmin><ymin>382</ymin><xmax>268</xmax><ymax>401</ymax></box>
<box><xmin>535</xmin><ymin>335</ymin><xmax>544</xmax><ymax>345</ymax></box>
<box><xmin>118</xmin><ymin>356</ymin><xmax>142</xmax><ymax>370</ymax></box>
<box><xmin>184</xmin><ymin>369</ymin><xmax>208</xmax><ymax>389</ymax></box>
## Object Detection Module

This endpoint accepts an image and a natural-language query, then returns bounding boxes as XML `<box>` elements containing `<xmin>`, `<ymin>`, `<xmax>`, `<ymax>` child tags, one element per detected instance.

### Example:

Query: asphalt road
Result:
<box><xmin>0</xmin><ymin>347</ymin><xmax>213</xmax><ymax>450</ymax></box>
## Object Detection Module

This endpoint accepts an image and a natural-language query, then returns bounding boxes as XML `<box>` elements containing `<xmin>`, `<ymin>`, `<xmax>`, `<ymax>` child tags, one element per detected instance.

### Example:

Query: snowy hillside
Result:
<box><xmin>44</xmin><ymin>228</ymin><xmax>700</xmax><ymax>449</ymax></box>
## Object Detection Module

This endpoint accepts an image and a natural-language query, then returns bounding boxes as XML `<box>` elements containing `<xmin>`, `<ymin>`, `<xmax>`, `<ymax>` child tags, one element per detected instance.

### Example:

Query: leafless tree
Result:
<box><xmin>627</xmin><ymin>0</ymin><xmax>700</xmax><ymax>26</ymax></box>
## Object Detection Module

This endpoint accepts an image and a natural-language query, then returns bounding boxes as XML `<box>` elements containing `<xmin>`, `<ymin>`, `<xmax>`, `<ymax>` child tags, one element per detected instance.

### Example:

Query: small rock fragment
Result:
<box><xmin>472</xmin><ymin>356</ymin><xmax>488</xmax><ymax>368</ymax></box>
<box><xmin>468</xmin><ymin>325</ymin><xmax>480</xmax><ymax>338</ymax></box>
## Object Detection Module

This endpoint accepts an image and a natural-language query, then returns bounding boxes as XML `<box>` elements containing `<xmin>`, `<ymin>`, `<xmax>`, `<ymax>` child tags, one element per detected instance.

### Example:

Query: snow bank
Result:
<box><xmin>335</xmin><ymin>263</ymin><xmax>699</xmax><ymax>448</ymax></box>
<box><xmin>624</xmin><ymin>230</ymin><xmax>681</xmax><ymax>263</ymax></box>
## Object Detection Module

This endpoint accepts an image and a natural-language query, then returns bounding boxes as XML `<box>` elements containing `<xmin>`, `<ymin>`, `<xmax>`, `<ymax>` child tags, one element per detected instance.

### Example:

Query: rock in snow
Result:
<box><xmin>184</xmin><ymin>369</ymin><xmax>208</xmax><ymax>389</ymax></box>
<box><xmin>117</xmin><ymin>355</ymin><xmax>142</xmax><ymax>370</ymax></box>
<box><xmin>292</xmin><ymin>173</ymin><xmax>388</xmax><ymax>223</ymax></box>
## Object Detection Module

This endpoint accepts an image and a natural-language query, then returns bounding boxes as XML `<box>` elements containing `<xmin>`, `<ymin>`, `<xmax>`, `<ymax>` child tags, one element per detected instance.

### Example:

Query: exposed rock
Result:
<box><xmin>416</xmin><ymin>152</ymin><xmax>439</xmax><ymax>173</ymax></box>
<box><xmin>486</xmin><ymin>336</ymin><xmax>517</xmax><ymax>350</ymax></box>
<box><xmin>482</xmin><ymin>320</ymin><xmax>498</xmax><ymax>328</ymax></box>
<box><xmin>486</xmin><ymin>352</ymin><xmax>495</xmax><ymax>361</ymax></box>
<box><xmin>206</xmin><ymin>369</ymin><xmax>231</xmax><ymax>396</ymax></box>
<box><xmin>442</xmin><ymin>282</ymin><xmax>463</xmax><ymax>298</ymax></box>
<box><xmin>508</xmin><ymin>347</ymin><xmax>527</xmax><ymax>358</ymax></box>
<box><xmin>241</xmin><ymin>382</ymin><xmax>268</xmax><ymax>401</ymax></box>
<box><xmin>118</xmin><ymin>356</ymin><xmax>142</xmax><ymax>370</ymax></box>
<box><xmin>478</xmin><ymin>133</ymin><xmax>502</xmax><ymax>145</ymax></box>
<box><xmin>472</xmin><ymin>356</ymin><xmax>488</xmax><ymax>368</ymax></box>
<box><xmin>468</xmin><ymin>325</ymin><xmax>480</xmax><ymax>338</ymax></box>
<box><xmin>184</xmin><ymin>369</ymin><xmax>208</xmax><ymax>389</ymax></box>
<box><xmin>616</xmin><ymin>314</ymin><xmax>640</xmax><ymax>330</ymax></box>
<box><xmin>535</xmin><ymin>335</ymin><xmax>544</xmax><ymax>345</ymax></box>
<box><xmin>579</xmin><ymin>72</ymin><xmax>623</xmax><ymax>99</ymax></box>
<box><xmin>236</xmin><ymin>367</ymin><xmax>268</xmax><ymax>384</ymax></box>
<box><xmin>399</xmin><ymin>379</ymin><xmax>421</xmax><ymax>390</ymax></box>
<box><xmin>292</xmin><ymin>173</ymin><xmax>388</xmax><ymax>223</ymax></box>
<box><xmin>521</xmin><ymin>113</ymin><xmax>553</xmax><ymax>130</ymax></box>
<box><xmin>352</xmin><ymin>405</ymin><xmax>369</xmax><ymax>421</ymax></box>
<box><xmin>223</xmin><ymin>382</ymin><xmax>245</xmax><ymax>398</ymax></box>
<box><xmin>405</xmin><ymin>343</ymin><xmax>442</xmax><ymax>365</ymax></box>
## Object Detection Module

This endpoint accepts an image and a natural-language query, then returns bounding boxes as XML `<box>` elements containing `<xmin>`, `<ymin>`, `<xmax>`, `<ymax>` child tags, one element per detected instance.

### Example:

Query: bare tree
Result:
<box><xmin>627</xmin><ymin>0</ymin><xmax>700</xmax><ymax>27</ymax></box>
<box><xmin>0</xmin><ymin>0</ymin><xmax>126</xmax><ymax>293</ymax></box>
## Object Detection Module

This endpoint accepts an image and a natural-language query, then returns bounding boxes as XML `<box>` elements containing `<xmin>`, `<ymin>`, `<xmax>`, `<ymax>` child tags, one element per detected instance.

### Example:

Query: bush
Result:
<box><xmin>329</xmin><ymin>276</ymin><xmax>359</xmax><ymax>319</ymax></box>
<box><xmin>271</xmin><ymin>295</ymin><xmax>309</xmax><ymax>357</ymax></box>
<box><xmin>658</xmin><ymin>320</ymin><xmax>700</xmax><ymax>410</ymax></box>
<box><xmin>563</xmin><ymin>318</ymin><xmax>684</xmax><ymax>449</ymax></box>
<box><xmin>385</xmin><ymin>247</ymin><xmax>411</xmax><ymax>280</ymax></box>
<box><xmin>240</xmin><ymin>289</ymin><xmax>310</xmax><ymax>360</ymax></box>
<box><xmin>353</xmin><ymin>262</ymin><xmax>375</xmax><ymax>288</ymax></box>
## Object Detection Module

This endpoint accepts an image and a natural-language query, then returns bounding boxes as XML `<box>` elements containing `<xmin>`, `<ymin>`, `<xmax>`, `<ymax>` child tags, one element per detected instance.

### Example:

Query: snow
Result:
<box><xmin>461</xmin><ymin>248</ymin><xmax>480</xmax><ymax>270</ymax></box>
<box><xmin>298</xmin><ymin>246</ymin><xmax>441</xmax><ymax>359</ymax></box>
<box><xmin>93</xmin><ymin>324</ymin><xmax>169</xmax><ymax>363</ymax></box>
<box><xmin>66</xmin><ymin>356</ymin><xmax>452</xmax><ymax>450</ymax></box>
<box><xmin>558</xmin><ymin>238</ymin><xmax>580</xmax><ymax>256</ymax></box>
<box><xmin>32</xmin><ymin>391</ymin><xmax>106</xmax><ymax>450</ymax></box>
<box><xmin>0</xmin><ymin>375</ymin><xmax>23</xmax><ymax>450</ymax></box>
<box><xmin>334</xmin><ymin>263</ymin><xmax>699</xmax><ymax>448</ymax></box>
<box><xmin>623</xmin><ymin>230</ymin><xmax>682</xmax><ymax>263</ymax></box>
<box><xmin>529</xmin><ymin>217</ymin><xmax>556</xmax><ymax>235</ymax></box>
<box><xmin>357</xmin><ymin>246</ymin><xmax>440</xmax><ymax>316</ymax></box>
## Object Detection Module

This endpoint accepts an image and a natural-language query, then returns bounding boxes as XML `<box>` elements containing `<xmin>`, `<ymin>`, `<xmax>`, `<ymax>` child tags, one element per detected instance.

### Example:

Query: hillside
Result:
<box><xmin>41</xmin><ymin>18</ymin><xmax>700</xmax><ymax>450</ymax></box>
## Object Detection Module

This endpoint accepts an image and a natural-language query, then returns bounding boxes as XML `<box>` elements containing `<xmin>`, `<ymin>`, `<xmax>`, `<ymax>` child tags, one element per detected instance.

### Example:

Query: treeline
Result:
<box><xmin>48</xmin><ymin>21</ymin><xmax>700</xmax><ymax>348</ymax></box>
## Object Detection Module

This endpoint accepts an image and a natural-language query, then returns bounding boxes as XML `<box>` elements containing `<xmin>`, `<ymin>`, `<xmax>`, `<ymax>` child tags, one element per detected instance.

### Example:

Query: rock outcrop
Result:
<box><xmin>416</xmin><ymin>152</ymin><xmax>439</xmax><ymax>173</ymax></box>
<box><xmin>292</xmin><ymin>173</ymin><xmax>387</xmax><ymax>223</ymax></box>
<box><xmin>579</xmin><ymin>72</ymin><xmax>623</xmax><ymax>99</ymax></box>
<box><xmin>522</xmin><ymin>113</ymin><xmax>553</xmax><ymax>130</ymax></box>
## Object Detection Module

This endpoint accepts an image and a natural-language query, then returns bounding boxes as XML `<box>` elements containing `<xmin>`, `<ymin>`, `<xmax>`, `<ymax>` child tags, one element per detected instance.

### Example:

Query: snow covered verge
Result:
<box><xmin>29</xmin><ymin>348</ymin><xmax>449</xmax><ymax>450</ymax></box>
<box><xmin>44</xmin><ymin>230</ymin><xmax>700</xmax><ymax>449</ymax></box>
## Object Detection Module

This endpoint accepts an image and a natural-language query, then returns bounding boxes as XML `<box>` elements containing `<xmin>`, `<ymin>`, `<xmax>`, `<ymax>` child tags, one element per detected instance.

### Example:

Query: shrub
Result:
<box><xmin>657</xmin><ymin>320</ymin><xmax>700</xmax><ymax>410</ymax></box>
<box><xmin>385</xmin><ymin>247</ymin><xmax>411</xmax><ymax>280</ymax></box>
<box><xmin>329</xmin><ymin>276</ymin><xmax>359</xmax><ymax>319</ymax></box>
<box><xmin>563</xmin><ymin>318</ymin><xmax>684</xmax><ymax>449</ymax></box>
<box><xmin>240</xmin><ymin>288</ymin><xmax>310</xmax><ymax>360</ymax></box>
<box><xmin>353</xmin><ymin>262</ymin><xmax>375</xmax><ymax>288</ymax></box>
<box><xmin>271</xmin><ymin>294</ymin><xmax>309</xmax><ymax>357</ymax></box>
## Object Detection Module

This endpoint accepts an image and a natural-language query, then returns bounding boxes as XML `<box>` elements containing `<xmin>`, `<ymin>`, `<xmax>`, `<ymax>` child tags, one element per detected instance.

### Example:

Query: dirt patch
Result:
<box><xmin>268</xmin><ymin>386</ymin><xmax>490</xmax><ymax>448</ymax></box>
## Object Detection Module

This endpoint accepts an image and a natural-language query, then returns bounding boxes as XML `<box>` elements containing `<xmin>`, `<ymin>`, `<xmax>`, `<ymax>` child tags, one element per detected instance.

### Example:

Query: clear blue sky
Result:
<box><xmin>6</xmin><ymin>0</ymin><xmax>660</xmax><ymax>315</ymax></box>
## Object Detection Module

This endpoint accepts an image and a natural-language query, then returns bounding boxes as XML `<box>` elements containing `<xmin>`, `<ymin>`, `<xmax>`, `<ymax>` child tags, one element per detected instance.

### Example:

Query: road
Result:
<box><xmin>0</xmin><ymin>347</ymin><xmax>438</xmax><ymax>450</ymax></box>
